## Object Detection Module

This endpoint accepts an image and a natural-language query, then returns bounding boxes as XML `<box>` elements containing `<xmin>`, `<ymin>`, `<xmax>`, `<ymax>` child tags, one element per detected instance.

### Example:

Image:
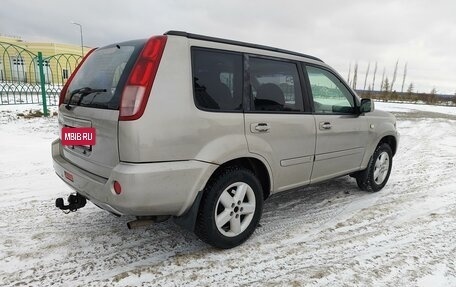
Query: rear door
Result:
<box><xmin>244</xmin><ymin>55</ymin><xmax>316</xmax><ymax>192</ymax></box>
<box><xmin>304</xmin><ymin>65</ymin><xmax>368</xmax><ymax>182</ymax></box>
<box><xmin>58</xmin><ymin>40</ymin><xmax>145</xmax><ymax>178</ymax></box>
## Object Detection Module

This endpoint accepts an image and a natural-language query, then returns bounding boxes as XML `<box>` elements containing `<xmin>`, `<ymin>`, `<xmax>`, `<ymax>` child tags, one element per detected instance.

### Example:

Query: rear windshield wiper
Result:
<box><xmin>65</xmin><ymin>87</ymin><xmax>107</xmax><ymax>110</ymax></box>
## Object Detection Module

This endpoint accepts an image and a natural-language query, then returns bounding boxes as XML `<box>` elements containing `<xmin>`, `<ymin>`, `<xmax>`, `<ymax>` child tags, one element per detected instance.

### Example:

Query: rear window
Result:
<box><xmin>64</xmin><ymin>40</ymin><xmax>145</xmax><ymax>109</ymax></box>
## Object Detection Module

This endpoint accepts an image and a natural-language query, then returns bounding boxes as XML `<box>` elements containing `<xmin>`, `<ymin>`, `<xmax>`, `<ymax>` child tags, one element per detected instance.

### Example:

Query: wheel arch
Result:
<box><xmin>360</xmin><ymin>132</ymin><xmax>398</xmax><ymax>170</ymax></box>
<box><xmin>210</xmin><ymin>157</ymin><xmax>273</xmax><ymax>200</ymax></box>
<box><xmin>377</xmin><ymin>135</ymin><xmax>397</xmax><ymax>156</ymax></box>
<box><xmin>173</xmin><ymin>156</ymin><xmax>272</xmax><ymax>232</ymax></box>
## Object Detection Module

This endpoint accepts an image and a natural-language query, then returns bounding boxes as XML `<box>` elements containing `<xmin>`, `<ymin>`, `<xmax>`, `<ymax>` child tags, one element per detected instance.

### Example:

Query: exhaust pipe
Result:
<box><xmin>127</xmin><ymin>215</ymin><xmax>170</xmax><ymax>229</ymax></box>
<box><xmin>127</xmin><ymin>219</ymin><xmax>155</xmax><ymax>229</ymax></box>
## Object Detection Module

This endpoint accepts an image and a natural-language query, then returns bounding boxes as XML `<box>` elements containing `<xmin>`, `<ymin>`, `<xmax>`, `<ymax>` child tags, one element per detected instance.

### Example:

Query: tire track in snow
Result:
<box><xmin>1</xmin><ymin>109</ymin><xmax>455</xmax><ymax>286</ymax></box>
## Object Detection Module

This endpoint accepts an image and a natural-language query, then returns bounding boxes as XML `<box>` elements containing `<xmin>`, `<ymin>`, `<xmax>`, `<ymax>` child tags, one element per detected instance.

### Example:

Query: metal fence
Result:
<box><xmin>0</xmin><ymin>41</ymin><xmax>82</xmax><ymax>114</ymax></box>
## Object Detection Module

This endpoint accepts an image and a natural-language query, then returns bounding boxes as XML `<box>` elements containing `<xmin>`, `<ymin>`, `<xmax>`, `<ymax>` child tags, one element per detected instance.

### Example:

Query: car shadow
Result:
<box><xmin>52</xmin><ymin>175</ymin><xmax>369</xmax><ymax>276</ymax></box>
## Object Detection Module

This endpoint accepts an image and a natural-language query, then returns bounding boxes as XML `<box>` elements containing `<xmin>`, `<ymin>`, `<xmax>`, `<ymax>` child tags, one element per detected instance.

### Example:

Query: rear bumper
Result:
<box><xmin>52</xmin><ymin>139</ymin><xmax>217</xmax><ymax>216</ymax></box>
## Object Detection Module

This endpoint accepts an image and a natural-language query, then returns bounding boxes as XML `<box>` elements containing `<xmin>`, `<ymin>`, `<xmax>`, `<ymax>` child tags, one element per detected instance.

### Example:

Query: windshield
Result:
<box><xmin>64</xmin><ymin>39</ymin><xmax>145</xmax><ymax>109</ymax></box>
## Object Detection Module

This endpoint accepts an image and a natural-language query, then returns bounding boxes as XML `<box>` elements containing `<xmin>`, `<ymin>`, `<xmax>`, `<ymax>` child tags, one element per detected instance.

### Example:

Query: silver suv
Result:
<box><xmin>52</xmin><ymin>31</ymin><xmax>398</xmax><ymax>249</ymax></box>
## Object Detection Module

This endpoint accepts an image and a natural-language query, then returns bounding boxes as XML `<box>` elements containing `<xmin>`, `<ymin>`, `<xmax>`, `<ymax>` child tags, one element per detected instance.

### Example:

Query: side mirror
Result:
<box><xmin>359</xmin><ymin>98</ymin><xmax>374</xmax><ymax>114</ymax></box>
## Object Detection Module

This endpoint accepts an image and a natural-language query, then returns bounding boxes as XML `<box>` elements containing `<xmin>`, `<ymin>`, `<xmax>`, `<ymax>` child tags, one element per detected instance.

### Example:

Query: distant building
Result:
<box><xmin>0</xmin><ymin>35</ymin><xmax>90</xmax><ymax>85</ymax></box>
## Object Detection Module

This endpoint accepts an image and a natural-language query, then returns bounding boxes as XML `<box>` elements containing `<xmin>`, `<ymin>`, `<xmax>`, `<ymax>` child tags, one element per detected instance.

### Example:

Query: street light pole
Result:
<box><xmin>71</xmin><ymin>21</ymin><xmax>84</xmax><ymax>56</ymax></box>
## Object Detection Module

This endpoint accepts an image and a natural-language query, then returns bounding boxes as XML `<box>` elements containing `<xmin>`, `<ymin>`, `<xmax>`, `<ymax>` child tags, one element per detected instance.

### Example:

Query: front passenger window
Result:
<box><xmin>306</xmin><ymin>66</ymin><xmax>355</xmax><ymax>114</ymax></box>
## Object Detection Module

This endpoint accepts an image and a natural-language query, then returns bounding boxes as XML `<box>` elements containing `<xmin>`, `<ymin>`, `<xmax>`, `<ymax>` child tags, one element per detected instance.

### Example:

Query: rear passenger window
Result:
<box><xmin>249</xmin><ymin>57</ymin><xmax>303</xmax><ymax>112</ymax></box>
<box><xmin>192</xmin><ymin>48</ymin><xmax>243</xmax><ymax>111</ymax></box>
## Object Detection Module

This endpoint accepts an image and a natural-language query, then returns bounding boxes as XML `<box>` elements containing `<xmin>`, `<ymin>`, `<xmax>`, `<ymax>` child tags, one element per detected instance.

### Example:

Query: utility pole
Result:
<box><xmin>71</xmin><ymin>21</ymin><xmax>84</xmax><ymax>56</ymax></box>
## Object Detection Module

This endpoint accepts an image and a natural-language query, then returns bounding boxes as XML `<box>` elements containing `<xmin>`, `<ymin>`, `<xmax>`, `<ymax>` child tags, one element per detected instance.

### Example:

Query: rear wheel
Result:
<box><xmin>195</xmin><ymin>167</ymin><xmax>263</xmax><ymax>249</ymax></box>
<box><xmin>356</xmin><ymin>143</ymin><xmax>393</xmax><ymax>192</ymax></box>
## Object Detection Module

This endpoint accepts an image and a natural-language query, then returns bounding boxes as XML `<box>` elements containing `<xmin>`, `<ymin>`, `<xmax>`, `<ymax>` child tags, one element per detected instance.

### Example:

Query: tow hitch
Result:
<box><xmin>55</xmin><ymin>193</ymin><xmax>87</xmax><ymax>213</ymax></box>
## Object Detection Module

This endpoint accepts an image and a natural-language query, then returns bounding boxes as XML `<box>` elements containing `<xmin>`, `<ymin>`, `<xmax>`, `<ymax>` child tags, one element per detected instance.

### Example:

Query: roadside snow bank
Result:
<box><xmin>375</xmin><ymin>101</ymin><xmax>456</xmax><ymax>116</ymax></box>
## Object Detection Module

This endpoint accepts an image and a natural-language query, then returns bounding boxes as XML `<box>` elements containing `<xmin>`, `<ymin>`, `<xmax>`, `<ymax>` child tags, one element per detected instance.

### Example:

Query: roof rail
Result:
<box><xmin>164</xmin><ymin>30</ymin><xmax>323</xmax><ymax>62</ymax></box>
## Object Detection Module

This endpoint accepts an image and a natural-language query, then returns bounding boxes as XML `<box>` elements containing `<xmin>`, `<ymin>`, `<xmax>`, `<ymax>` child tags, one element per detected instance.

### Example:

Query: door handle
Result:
<box><xmin>252</xmin><ymin>123</ymin><xmax>270</xmax><ymax>132</ymax></box>
<box><xmin>319</xmin><ymin>122</ymin><xmax>332</xmax><ymax>130</ymax></box>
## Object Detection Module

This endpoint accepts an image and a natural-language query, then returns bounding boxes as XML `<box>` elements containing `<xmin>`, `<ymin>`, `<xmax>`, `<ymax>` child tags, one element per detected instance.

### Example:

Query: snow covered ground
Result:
<box><xmin>375</xmin><ymin>101</ymin><xmax>456</xmax><ymax>116</ymax></box>
<box><xmin>0</xmin><ymin>102</ymin><xmax>455</xmax><ymax>286</ymax></box>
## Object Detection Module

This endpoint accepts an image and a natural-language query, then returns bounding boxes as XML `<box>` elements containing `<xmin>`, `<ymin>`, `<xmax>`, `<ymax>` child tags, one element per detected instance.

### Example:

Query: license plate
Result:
<box><xmin>61</xmin><ymin>127</ymin><xmax>96</xmax><ymax>146</ymax></box>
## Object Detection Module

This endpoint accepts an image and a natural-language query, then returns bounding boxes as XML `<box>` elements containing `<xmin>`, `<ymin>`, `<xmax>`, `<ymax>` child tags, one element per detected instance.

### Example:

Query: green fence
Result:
<box><xmin>0</xmin><ymin>41</ymin><xmax>82</xmax><ymax>115</ymax></box>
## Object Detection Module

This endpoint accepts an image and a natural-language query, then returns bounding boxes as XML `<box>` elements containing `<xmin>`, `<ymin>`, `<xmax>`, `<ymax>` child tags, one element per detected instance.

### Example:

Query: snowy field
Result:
<box><xmin>0</xmin><ymin>102</ymin><xmax>455</xmax><ymax>286</ymax></box>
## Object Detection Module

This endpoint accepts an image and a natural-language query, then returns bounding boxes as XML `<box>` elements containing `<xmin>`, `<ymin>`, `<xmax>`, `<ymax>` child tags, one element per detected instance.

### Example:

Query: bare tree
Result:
<box><xmin>347</xmin><ymin>62</ymin><xmax>352</xmax><ymax>86</ymax></box>
<box><xmin>428</xmin><ymin>87</ymin><xmax>438</xmax><ymax>104</ymax></box>
<box><xmin>352</xmin><ymin>63</ymin><xmax>358</xmax><ymax>90</ymax></box>
<box><xmin>390</xmin><ymin>60</ymin><xmax>399</xmax><ymax>92</ymax></box>
<box><xmin>401</xmin><ymin>62</ymin><xmax>408</xmax><ymax>93</ymax></box>
<box><xmin>371</xmin><ymin>62</ymin><xmax>378</xmax><ymax>91</ymax></box>
<box><xmin>380</xmin><ymin>67</ymin><xmax>385</xmax><ymax>92</ymax></box>
<box><xmin>363</xmin><ymin>62</ymin><xmax>370</xmax><ymax>90</ymax></box>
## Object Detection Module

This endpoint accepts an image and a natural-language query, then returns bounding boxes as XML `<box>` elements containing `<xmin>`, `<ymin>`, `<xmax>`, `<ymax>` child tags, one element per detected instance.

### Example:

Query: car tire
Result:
<box><xmin>356</xmin><ymin>143</ymin><xmax>393</xmax><ymax>192</ymax></box>
<box><xmin>195</xmin><ymin>166</ymin><xmax>263</xmax><ymax>249</ymax></box>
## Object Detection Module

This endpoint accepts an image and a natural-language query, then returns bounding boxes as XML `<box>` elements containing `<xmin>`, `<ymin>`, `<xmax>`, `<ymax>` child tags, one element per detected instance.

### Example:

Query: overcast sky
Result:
<box><xmin>1</xmin><ymin>0</ymin><xmax>455</xmax><ymax>94</ymax></box>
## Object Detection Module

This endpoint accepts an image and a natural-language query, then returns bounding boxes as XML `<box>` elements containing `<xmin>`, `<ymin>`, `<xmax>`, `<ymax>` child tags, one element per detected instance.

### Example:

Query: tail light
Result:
<box><xmin>58</xmin><ymin>48</ymin><xmax>96</xmax><ymax>106</ymax></box>
<box><xmin>119</xmin><ymin>36</ymin><xmax>167</xmax><ymax>121</ymax></box>
<box><xmin>113</xmin><ymin>180</ymin><xmax>122</xmax><ymax>195</ymax></box>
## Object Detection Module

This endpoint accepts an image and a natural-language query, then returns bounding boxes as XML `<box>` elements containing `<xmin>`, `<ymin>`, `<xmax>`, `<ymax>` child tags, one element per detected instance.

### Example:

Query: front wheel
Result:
<box><xmin>356</xmin><ymin>143</ymin><xmax>393</xmax><ymax>192</ymax></box>
<box><xmin>195</xmin><ymin>167</ymin><xmax>263</xmax><ymax>249</ymax></box>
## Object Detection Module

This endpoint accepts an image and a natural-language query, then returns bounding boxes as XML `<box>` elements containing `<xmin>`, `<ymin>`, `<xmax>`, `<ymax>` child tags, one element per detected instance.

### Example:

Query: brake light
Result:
<box><xmin>119</xmin><ymin>36</ymin><xmax>167</xmax><ymax>121</ymax></box>
<box><xmin>58</xmin><ymin>48</ymin><xmax>96</xmax><ymax>106</ymax></box>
